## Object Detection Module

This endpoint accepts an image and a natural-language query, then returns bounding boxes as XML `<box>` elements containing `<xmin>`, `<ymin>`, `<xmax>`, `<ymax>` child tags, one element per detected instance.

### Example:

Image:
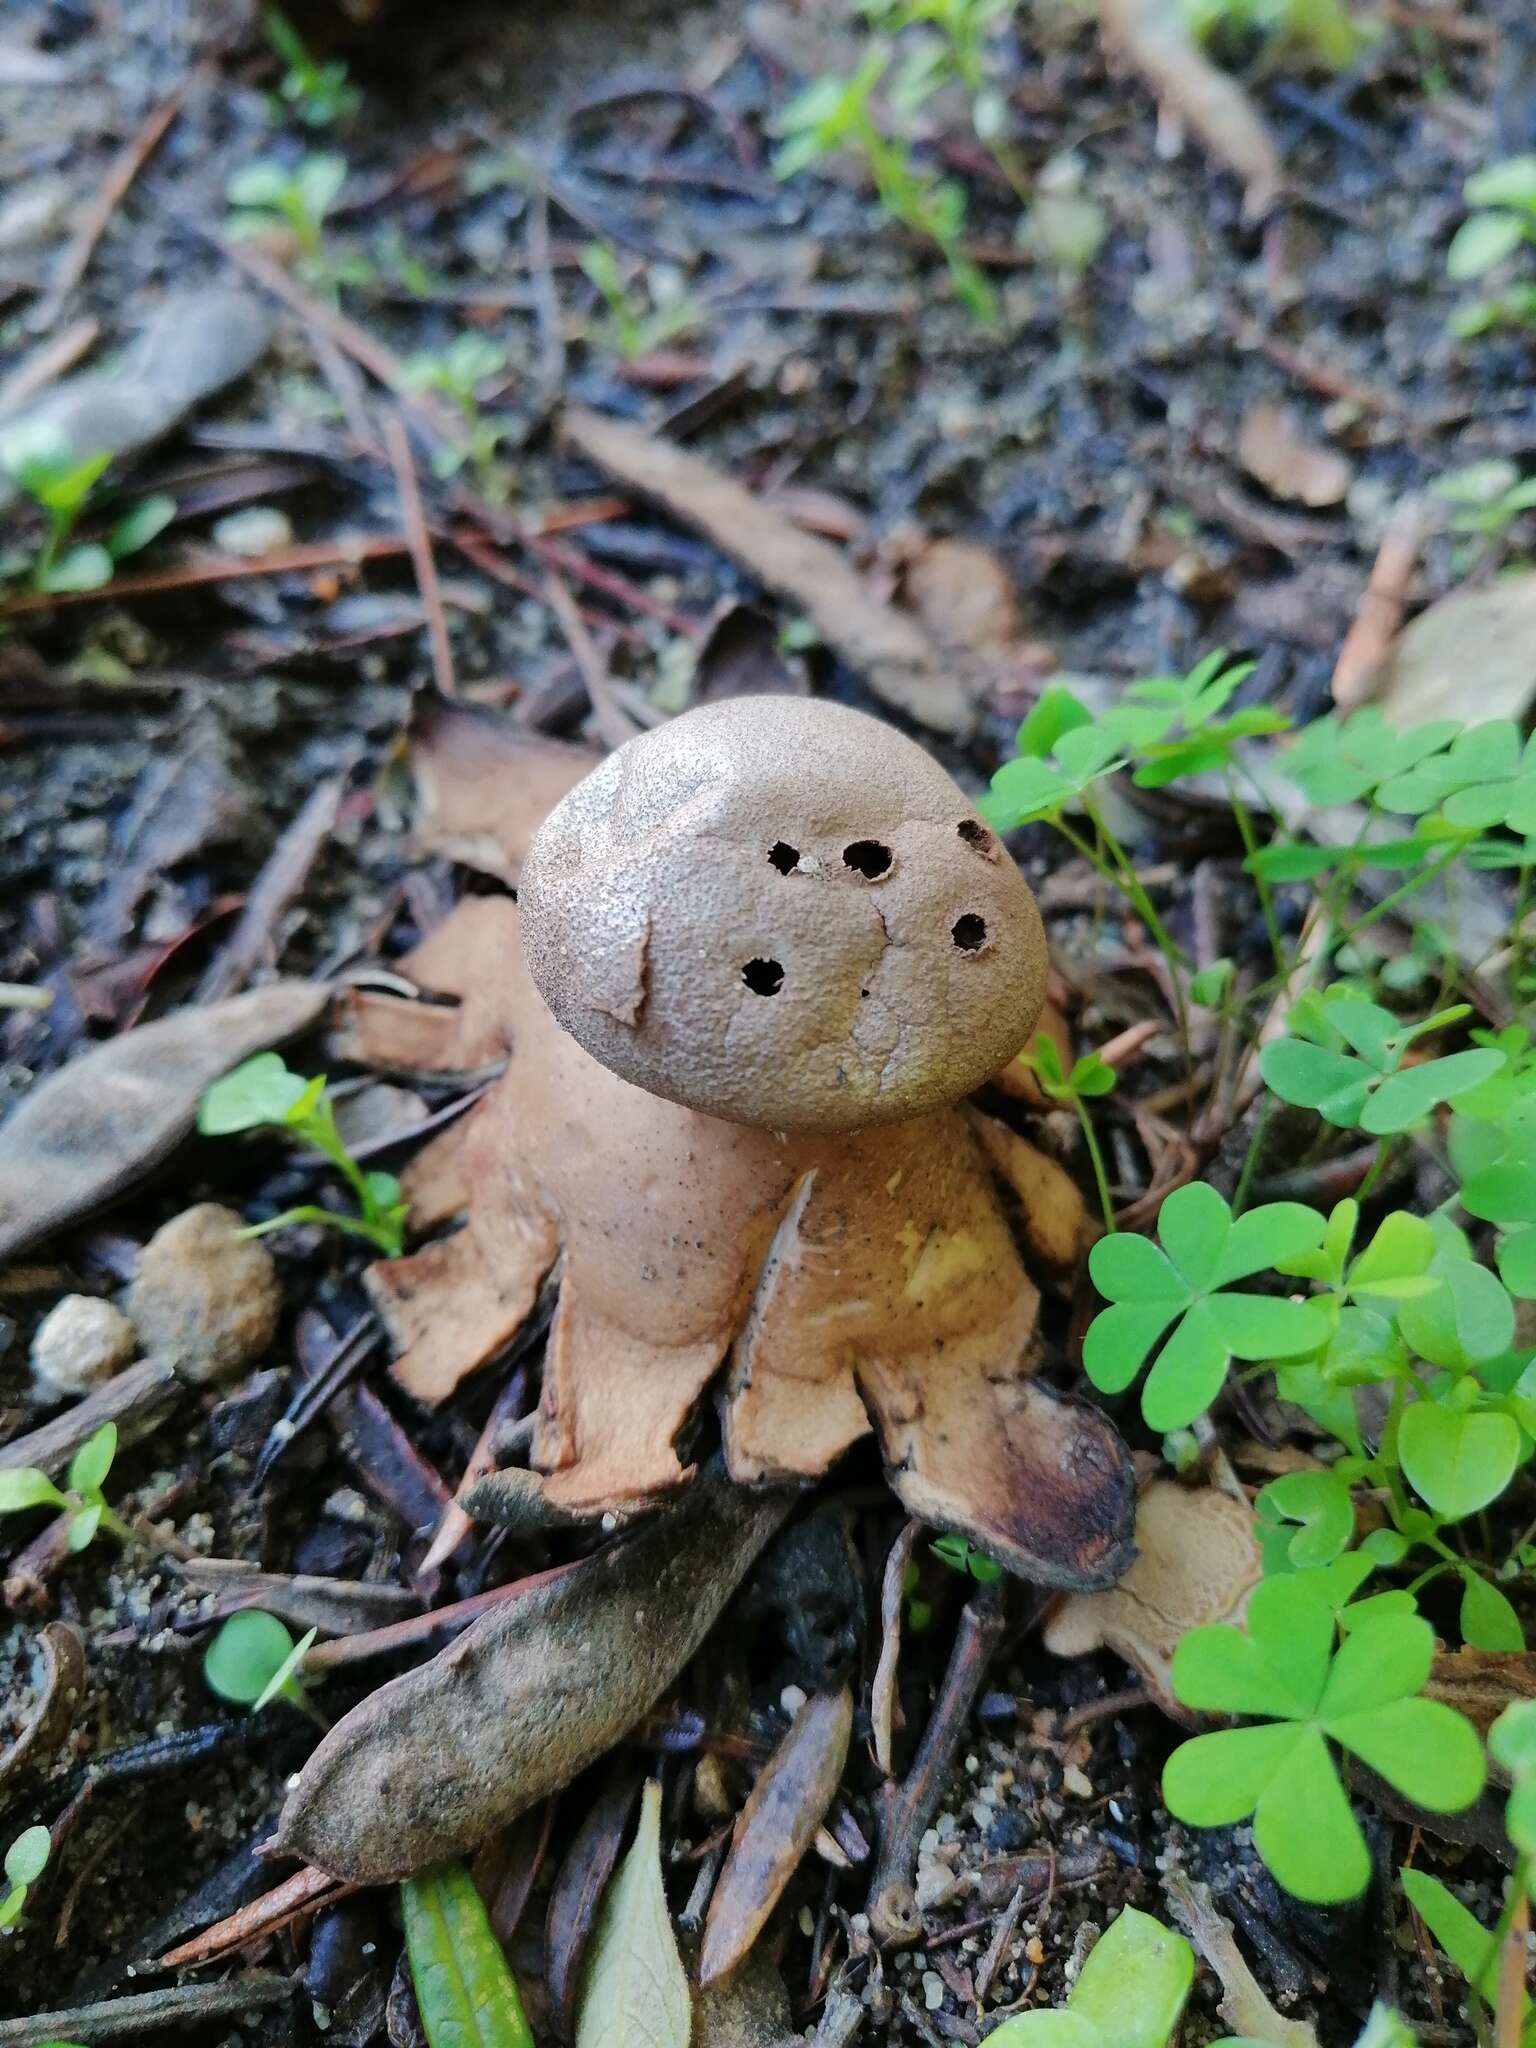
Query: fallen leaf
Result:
<box><xmin>560</xmin><ymin>407</ymin><xmax>974</xmax><ymax>736</ymax></box>
<box><xmin>1238</xmin><ymin>402</ymin><xmax>1353</xmax><ymax>509</ymax></box>
<box><xmin>0</xmin><ymin>1622</ymin><xmax>85</xmax><ymax>1797</ymax></box>
<box><xmin>699</xmin><ymin>1685</ymin><xmax>854</xmax><ymax>1987</ymax></box>
<box><xmin>546</xmin><ymin>1772</ymin><xmax>643</xmax><ymax>2040</ymax></box>
<box><xmin>411</xmin><ymin>693</ymin><xmax>600</xmax><ymax>887</ymax></box>
<box><xmin>1427</xmin><ymin>1648</ymin><xmax>1536</xmax><ymax>1757</ymax></box>
<box><xmin>693</xmin><ymin>603</ymin><xmax>806</xmax><ymax>703</ymax></box>
<box><xmin>0</xmin><ymin>980</ymin><xmax>328</xmax><ymax>1265</ymax></box>
<box><xmin>1372</xmin><ymin>572</ymin><xmax>1536</xmax><ymax>730</ymax></box>
<box><xmin>1096</xmin><ymin>0</ymin><xmax>1283</xmax><ymax>219</ymax></box>
<box><xmin>402</xmin><ymin>1859</ymin><xmax>534</xmax><ymax>2048</ymax></box>
<box><xmin>0</xmin><ymin>285</ymin><xmax>274</xmax><ymax>517</ymax></box>
<box><xmin>576</xmin><ymin>1780</ymin><xmax>690</xmax><ymax>2048</ymax></box>
<box><xmin>1043</xmin><ymin>1480</ymin><xmax>1262</xmax><ymax>1715</ymax></box>
<box><xmin>273</xmin><ymin>1467</ymin><xmax>796</xmax><ymax>1882</ymax></box>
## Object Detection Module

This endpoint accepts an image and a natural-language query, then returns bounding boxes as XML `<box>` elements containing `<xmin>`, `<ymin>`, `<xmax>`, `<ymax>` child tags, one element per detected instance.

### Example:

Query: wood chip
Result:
<box><xmin>1238</xmin><ymin>401</ymin><xmax>1353</xmax><ymax>509</ymax></box>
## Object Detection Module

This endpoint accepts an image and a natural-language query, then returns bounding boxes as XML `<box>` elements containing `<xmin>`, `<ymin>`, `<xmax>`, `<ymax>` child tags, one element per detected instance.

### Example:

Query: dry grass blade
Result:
<box><xmin>158</xmin><ymin>1865</ymin><xmax>350</xmax><ymax>1968</ymax></box>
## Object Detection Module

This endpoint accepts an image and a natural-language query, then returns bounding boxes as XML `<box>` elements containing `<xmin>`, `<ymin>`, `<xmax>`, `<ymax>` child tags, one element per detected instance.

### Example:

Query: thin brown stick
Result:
<box><xmin>385</xmin><ymin>413</ymin><xmax>456</xmax><ymax>696</ymax></box>
<box><xmin>35</xmin><ymin>92</ymin><xmax>184</xmax><ymax>331</ymax></box>
<box><xmin>0</xmin><ymin>535</ymin><xmax>411</xmax><ymax>619</ymax></box>
<box><xmin>1332</xmin><ymin>494</ymin><xmax>1427</xmax><ymax>709</ymax></box>
<box><xmin>158</xmin><ymin>1864</ymin><xmax>350</xmax><ymax>1968</ymax></box>
<box><xmin>302</xmin><ymin>1561</ymin><xmax>573</xmax><ymax>1672</ymax></box>
<box><xmin>0</xmin><ymin>318</ymin><xmax>99</xmax><ymax>419</ymax></box>
<box><xmin>418</xmin><ymin>1369</ymin><xmax>532</xmax><ymax>1576</ymax></box>
<box><xmin>541</xmin><ymin>566</ymin><xmax>639</xmax><ymax>748</ymax></box>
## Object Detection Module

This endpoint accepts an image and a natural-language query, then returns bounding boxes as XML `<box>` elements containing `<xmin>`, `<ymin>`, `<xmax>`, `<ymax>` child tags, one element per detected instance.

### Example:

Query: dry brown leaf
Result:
<box><xmin>410</xmin><ymin>693</ymin><xmax>600</xmax><ymax>886</ymax></box>
<box><xmin>273</xmin><ymin>1467</ymin><xmax>797</xmax><ymax>1882</ymax></box>
<box><xmin>546</xmin><ymin>1772</ymin><xmax>642</xmax><ymax>2040</ymax></box>
<box><xmin>1043</xmin><ymin>1480</ymin><xmax>1262</xmax><ymax>1715</ymax></box>
<box><xmin>0</xmin><ymin>980</ymin><xmax>328</xmax><ymax>1265</ymax></box>
<box><xmin>1427</xmin><ymin>1648</ymin><xmax>1536</xmax><ymax>1762</ymax></box>
<box><xmin>1096</xmin><ymin>0</ymin><xmax>1283</xmax><ymax>219</ymax></box>
<box><xmin>699</xmin><ymin>1684</ymin><xmax>854</xmax><ymax>1987</ymax></box>
<box><xmin>1238</xmin><ymin>402</ymin><xmax>1353</xmax><ymax>509</ymax></box>
<box><xmin>560</xmin><ymin>407</ymin><xmax>974</xmax><ymax>735</ymax></box>
<box><xmin>1372</xmin><ymin>572</ymin><xmax>1536</xmax><ymax>729</ymax></box>
<box><xmin>0</xmin><ymin>1622</ymin><xmax>85</xmax><ymax>1797</ymax></box>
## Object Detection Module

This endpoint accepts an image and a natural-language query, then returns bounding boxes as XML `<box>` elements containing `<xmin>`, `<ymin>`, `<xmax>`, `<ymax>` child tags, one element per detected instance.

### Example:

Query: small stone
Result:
<box><xmin>1063</xmin><ymin>1764</ymin><xmax>1094</xmax><ymax>1800</ymax></box>
<box><xmin>212</xmin><ymin>506</ymin><xmax>293</xmax><ymax>557</ymax></box>
<box><xmin>922</xmin><ymin>1972</ymin><xmax>945</xmax><ymax>2011</ymax></box>
<box><xmin>780</xmin><ymin>1683</ymin><xmax>808</xmax><ymax>1718</ymax></box>
<box><xmin>1025</xmin><ymin>1935</ymin><xmax>1045</xmax><ymax>1966</ymax></box>
<box><xmin>127</xmin><ymin>1204</ymin><xmax>280</xmax><ymax>1384</ymax></box>
<box><xmin>30</xmin><ymin>1294</ymin><xmax>137</xmax><ymax>1397</ymax></box>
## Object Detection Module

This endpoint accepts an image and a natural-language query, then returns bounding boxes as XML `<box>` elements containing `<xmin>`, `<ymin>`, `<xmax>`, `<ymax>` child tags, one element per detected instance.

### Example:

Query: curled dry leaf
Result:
<box><xmin>560</xmin><ymin>408</ymin><xmax>974</xmax><ymax>736</ymax></box>
<box><xmin>274</xmin><ymin>1467</ymin><xmax>797</xmax><ymax>1883</ymax></box>
<box><xmin>0</xmin><ymin>980</ymin><xmax>329</xmax><ymax>1264</ymax></box>
<box><xmin>575</xmin><ymin>1780</ymin><xmax>690</xmax><ymax>2048</ymax></box>
<box><xmin>1096</xmin><ymin>0</ymin><xmax>1283</xmax><ymax>219</ymax></box>
<box><xmin>1043</xmin><ymin>1480</ymin><xmax>1262</xmax><ymax>1716</ymax></box>
<box><xmin>0</xmin><ymin>1621</ymin><xmax>85</xmax><ymax>1797</ymax></box>
<box><xmin>699</xmin><ymin>1684</ymin><xmax>855</xmax><ymax>1988</ymax></box>
<box><xmin>0</xmin><ymin>285</ymin><xmax>274</xmax><ymax>516</ymax></box>
<box><xmin>1238</xmin><ymin>402</ymin><xmax>1353</xmax><ymax>510</ymax></box>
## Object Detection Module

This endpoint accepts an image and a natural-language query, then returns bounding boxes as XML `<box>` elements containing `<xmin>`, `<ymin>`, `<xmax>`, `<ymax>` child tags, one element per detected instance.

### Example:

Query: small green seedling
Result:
<box><xmin>1433</xmin><ymin>460</ymin><xmax>1536</xmax><ymax>558</ymax></box>
<box><xmin>1013</xmin><ymin>1031</ymin><xmax>1118</xmax><ymax>1231</ymax></box>
<box><xmin>0</xmin><ymin>422</ymin><xmax>174</xmax><ymax>593</ymax></box>
<box><xmin>578</xmin><ymin>242</ymin><xmax>703</xmax><ymax>360</ymax></box>
<box><xmin>204</xmin><ymin>1609</ymin><xmax>322</xmax><ymax>1725</ymax></box>
<box><xmin>198</xmin><ymin>1051</ymin><xmax>409</xmax><ymax>1257</ymax></box>
<box><xmin>1165</xmin><ymin>1574</ymin><xmax>1484</xmax><ymax>1903</ymax></box>
<box><xmin>930</xmin><ymin>1533</ymin><xmax>1003</xmax><ymax>1583</ymax></box>
<box><xmin>1448</xmin><ymin>155</ymin><xmax>1536</xmax><ymax>337</ymax></box>
<box><xmin>0</xmin><ymin>1827</ymin><xmax>51</xmax><ymax>1931</ymax></box>
<box><xmin>0</xmin><ymin>1423</ymin><xmax>129</xmax><ymax>1553</ymax></box>
<box><xmin>985</xmin><ymin>1905</ymin><xmax>1194</xmax><ymax>2048</ymax></box>
<box><xmin>1083</xmin><ymin>1181</ymin><xmax>1329</xmax><ymax>1431</ymax></box>
<box><xmin>264</xmin><ymin>7</ymin><xmax>360</xmax><ymax>127</ymax></box>
<box><xmin>227</xmin><ymin>153</ymin><xmax>347</xmax><ymax>263</ymax></box>
<box><xmin>400</xmin><ymin>332</ymin><xmax>508</xmax><ymax>479</ymax></box>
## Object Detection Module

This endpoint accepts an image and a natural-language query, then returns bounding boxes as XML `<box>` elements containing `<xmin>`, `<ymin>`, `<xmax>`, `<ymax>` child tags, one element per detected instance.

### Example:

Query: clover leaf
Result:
<box><xmin>1254</xmin><ymin>1469</ymin><xmax>1355</xmax><ymax>1570</ymax></box>
<box><xmin>1398</xmin><ymin>1392</ymin><xmax>1521</xmax><ymax>1522</ymax></box>
<box><xmin>1452</xmin><ymin>1097</ymin><xmax>1536</xmax><ymax>1300</ymax></box>
<box><xmin>204</xmin><ymin>1609</ymin><xmax>320</xmax><ymax>1718</ymax></box>
<box><xmin>1280</xmin><ymin>707</ymin><xmax>1461</xmax><ymax>810</ymax></box>
<box><xmin>1084</xmin><ymin>1183</ymin><xmax>1328</xmax><ymax>1431</ymax></box>
<box><xmin>1165</xmin><ymin>1576</ymin><xmax>1485</xmax><ymax>1903</ymax></box>
<box><xmin>980</xmin><ymin>721</ymin><xmax>1125</xmax><ymax>829</ymax></box>
<box><xmin>1379</xmin><ymin>719</ymin><xmax>1536</xmax><ymax>835</ymax></box>
<box><xmin>1260</xmin><ymin>994</ymin><xmax>1505</xmax><ymax>1135</ymax></box>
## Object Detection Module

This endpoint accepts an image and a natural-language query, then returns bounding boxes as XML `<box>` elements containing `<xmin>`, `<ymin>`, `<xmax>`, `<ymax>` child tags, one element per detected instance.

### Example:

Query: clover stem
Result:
<box><xmin>1511</xmin><ymin>855</ymin><xmax>1533</xmax><ymax>993</ymax></box>
<box><xmin>1355</xmin><ymin>1135</ymin><xmax>1395</xmax><ymax>1205</ymax></box>
<box><xmin>1225</xmin><ymin>769</ymin><xmax>1286</xmax><ymax>977</ymax></box>
<box><xmin>1230</xmin><ymin>1090</ymin><xmax>1273</xmax><ymax>1218</ymax></box>
<box><xmin>1072</xmin><ymin>1096</ymin><xmax>1116</xmax><ymax>1235</ymax></box>
<box><xmin>1334</xmin><ymin>843</ymin><xmax>1468</xmax><ymax>951</ymax></box>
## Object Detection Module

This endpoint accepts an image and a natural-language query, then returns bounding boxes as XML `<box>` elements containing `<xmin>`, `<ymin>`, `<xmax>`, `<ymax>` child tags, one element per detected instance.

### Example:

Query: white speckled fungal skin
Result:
<box><xmin>518</xmin><ymin>696</ymin><xmax>1048</xmax><ymax>1130</ymax></box>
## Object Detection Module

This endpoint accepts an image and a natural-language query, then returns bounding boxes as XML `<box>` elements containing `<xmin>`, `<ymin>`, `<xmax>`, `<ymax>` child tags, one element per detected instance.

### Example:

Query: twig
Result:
<box><xmin>33</xmin><ymin>92</ymin><xmax>184</xmax><ymax>332</ymax></box>
<box><xmin>1332</xmin><ymin>495</ymin><xmax>1428</xmax><ymax>709</ymax></box>
<box><xmin>871</xmin><ymin>1521</ymin><xmax>920</xmax><ymax>1777</ymax></box>
<box><xmin>302</xmin><ymin>1563</ymin><xmax>573</xmax><ymax>1672</ymax></box>
<box><xmin>865</xmin><ymin>1583</ymin><xmax>1007</xmax><ymax>1944</ymax></box>
<box><xmin>541</xmin><ymin>566</ymin><xmax>640</xmax><ymax>748</ymax></box>
<box><xmin>974</xmin><ymin>1882</ymin><xmax>1027</xmax><ymax>2004</ymax></box>
<box><xmin>418</xmin><ymin>1364</ymin><xmax>534</xmax><ymax>1576</ymax></box>
<box><xmin>0</xmin><ymin>535</ymin><xmax>412</xmax><ymax>619</ymax></box>
<box><xmin>158</xmin><ymin>1864</ymin><xmax>350</xmax><ymax>1968</ymax></box>
<box><xmin>0</xmin><ymin>318</ymin><xmax>99</xmax><ymax>420</ymax></box>
<box><xmin>385</xmin><ymin>413</ymin><xmax>456</xmax><ymax>696</ymax></box>
<box><xmin>197</xmin><ymin>774</ymin><xmax>346</xmax><ymax>1003</ymax></box>
<box><xmin>0</xmin><ymin>1974</ymin><xmax>295</xmax><ymax>2046</ymax></box>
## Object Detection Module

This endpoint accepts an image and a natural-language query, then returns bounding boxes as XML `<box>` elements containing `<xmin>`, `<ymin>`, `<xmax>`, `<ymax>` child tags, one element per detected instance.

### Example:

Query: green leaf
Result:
<box><xmin>1172</xmin><ymin>1575</ymin><xmax>1334</xmax><ymax>1721</ymax></box>
<box><xmin>1260</xmin><ymin>1039</ymin><xmax>1372</xmax><ymax>1125</ymax></box>
<box><xmin>4</xmin><ymin>1826</ymin><xmax>50</xmax><ymax>1888</ymax></box>
<box><xmin>1082</xmin><ymin>1299</ymin><xmax>1184</xmax><ymax>1394</ymax></box>
<box><xmin>1066</xmin><ymin>1905</ymin><xmax>1194</xmax><ymax>2048</ymax></box>
<box><xmin>1465</xmin><ymin>154</ymin><xmax>1536</xmax><ymax>208</ymax></box>
<box><xmin>1401</xmin><ymin>1868</ymin><xmax>1498</xmax><ymax>2001</ymax></box>
<box><xmin>38</xmin><ymin>542</ymin><xmax>114</xmax><ymax>593</ymax></box>
<box><xmin>1252</xmin><ymin>1723</ymin><xmax>1370</xmax><ymax>1904</ymax></box>
<box><xmin>575</xmin><ymin>1780</ymin><xmax>689</xmax><ymax>2048</ymax></box>
<box><xmin>1399</xmin><ymin>1255</ymin><xmax>1516</xmax><ymax>1367</ymax></box>
<box><xmin>1399</xmin><ymin>1401</ymin><xmax>1520</xmax><ymax>1519</ymax></box>
<box><xmin>1205</xmin><ymin>1292</ymin><xmax>1329</xmax><ymax>1362</ymax></box>
<box><xmin>1015</xmin><ymin>684</ymin><xmax>1094</xmax><ymax>760</ymax></box>
<box><xmin>1088</xmin><ymin>1232</ymin><xmax>1186</xmax><ymax>1304</ymax></box>
<box><xmin>1362</xmin><ymin>1051</ymin><xmax>1507</xmax><ymax>1134</ymax></box>
<box><xmin>68</xmin><ymin>1420</ymin><xmax>116</xmax><ymax>1495</ymax></box>
<box><xmin>1348</xmin><ymin>1211</ymin><xmax>1437</xmax><ymax>1296</ymax></box>
<box><xmin>1157</xmin><ymin>1181</ymin><xmax>1230</xmax><ymax>1290</ymax></box>
<box><xmin>1460</xmin><ymin>1570</ymin><xmax>1524</xmax><ymax>1651</ymax></box>
<box><xmin>1256</xmin><ymin>1471</ymin><xmax>1355</xmax><ymax>1568</ymax></box>
<box><xmin>253</xmin><ymin>1625</ymin><xmax>318</xmax><ymax>1712</ymax></box>
<box><xmin>0</xmin><ymin>1468</ymin><xmax>68</xmax><ymax>1515</ymax></box>
<box><xmin>0</xmin><ymin>1887</ymin><xmax>25</xmax><ymax>1930</ymax></box>
<box><xmin>1316</xmin><ymin>1610</ymin><xmax>1433</xmax><ymax>1718</ymax></box>
<box><xmin>983</xmin><ymin>2018</ymin><xmax>1097</xmax><ymax>2048</ymax></box>
<box><xmin>67</xmin><ymin>1503</ymin><xmax>102</xmax><ymax>1551</ymax></box>
<box><xmin>1164</xmin><ymin>1721</ymin><xmax>1309</xmax><ymax>1825</ymax></box>
<box><xmin>1447</xmin><ymin>209</ymin><xmax>1527</xmax><ymax>280</ymax></box>
<box><xmin>1499</xmin><ymin>1226</ymin><xmax>1536</xmax><ymax>1298</ymax></box>
<box><xmin>1216</xmin><ymin>1202</ymin><xmax>1328</xmax><ymax>1285</ymax></box>
<box><xmin>1490</xmin><ymin>1699</ymin><xmax>1536</xmax><ymax>1777</ymax></box>
<box><xmin>106</xmin><ymin>494</ymin><xmax>175</xmax><ymax>561</ymax></box>
<box><xmin>198</xmin><ymin>1051</ymin><xmax>315</xmax><ymax>1135</ymax></box>
<box><xmin>204</xmin><ymin>1609</ymin><xmax>298</xmax><ymax>1706</ymax></box>
<box><xmin>1141</xmin><ymin>1301</ymin><xmax>1231</xmax><ymax>1431</ymax></box>
<box><xmin>402</xmin><ymin>1860</ymin><xmax>534</xmax><ymax>2048</ymax></box>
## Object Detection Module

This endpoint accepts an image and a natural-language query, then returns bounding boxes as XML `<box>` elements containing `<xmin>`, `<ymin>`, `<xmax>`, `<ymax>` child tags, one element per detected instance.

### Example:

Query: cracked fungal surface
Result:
<box><xmin>353</xmin><ymin>695</ymin><xmax>1136</xmax><ymax>1591</ymax></box>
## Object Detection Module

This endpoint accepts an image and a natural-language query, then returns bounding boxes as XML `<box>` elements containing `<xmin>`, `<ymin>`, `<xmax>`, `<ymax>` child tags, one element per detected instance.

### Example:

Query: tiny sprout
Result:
<box><xmin>226</xmin><ymin>152</ymin><xmax>346</xmax><ymax>263</ymax></box>
<box><xmin>0</xmin><ymin>1422</ymin><xmax>130</xmax><ymax>1553</ymax></box>
<box><xmin>264</xmin><ymin>6</ymin><xmax>360</xmax><ymax>127</ymax></box>
<box><xmin>1013</xmin><ymin>1029</ymin><xmax>1117</xmax><ymax>1233</ymax></box>
<box><xmin>204</xmin><ymin>1610</ymin><xmax>323</xmax><ymax>1725</ymax></box>
<box><xmin>0</xmin><ymin>1826</ymin><xmax>50</xmax><ymax>1930</ymax></box>
<box><xmin>198</xmin><ymin>1051</ymin><xmax>409</xmax><ymax>1257</ymax></box>
<box><xmin>930</xmin><ymin>1532</ymin><xmax>1003</xmax><ymax>1583</ymax></box>
<box><xmin>0</xmin><ymin>421</ymin><xmax>174</xmax><ymax>594</ymax></box>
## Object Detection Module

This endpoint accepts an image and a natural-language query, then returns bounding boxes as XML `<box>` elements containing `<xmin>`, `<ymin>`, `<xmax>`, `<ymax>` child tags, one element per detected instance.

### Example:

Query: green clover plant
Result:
<box><xmin>199</xmin><ymin>1052</ymin><xmax>407</xmax><ymax>1255</ymax></box>
<box><xmin>0</xmin><ymin>1827</ymin><xmax>51</xmax><ymax>1930</ymax></box>
<box><xmin>1083</xmin><ymin>1181</ymin><xmax>1328</xmax><ymax>1431</ymax></box>
<box><xmin>264</xmin><ymin>7</ymin><xmax>360</xmax><ymax>127</ymax></box>
<box><xmin>227</xmin><ymin>153</ymin><xmax>346</xmax><ymax>265</ymax></box>
<box><xmin>578</xmin><ymin>242</ymin><xmax>703</xmax><ymax>361</ymax></box>
<box><xmin>1448</xmin><ymin>154</ymin><xmax>1536</xmax><ymax>338</ymax></box>
<box><xmin>1013</xmin><ymin>1030</ymin><xmax>1118</xmax><ymax>1230</ymax></box>
<box><xmin>0</xmin><ymin>1422</ymin><xmax>130</xmax><ymax>1553</ymax></box>
<box><xmin>1165</xmin><ymin>1574</ymin><xmax>1484</xmax><ymax>1903</ymax></box>
<box><xmin>1260</xmin><ymin>992</ymin><xmax>1504</xmax><ymax>1137</ymax></box>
